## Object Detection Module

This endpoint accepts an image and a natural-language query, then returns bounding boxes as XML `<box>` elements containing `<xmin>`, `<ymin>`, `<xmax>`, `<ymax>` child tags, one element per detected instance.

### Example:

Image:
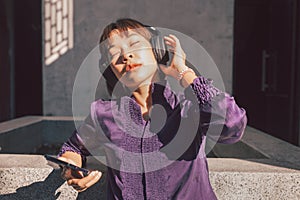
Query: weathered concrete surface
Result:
<box><xmin>210</xmin><ymin>171</ymin><xmax>300</xmax><ymax>200</ymax></box>
<box><xmin>0</xmin><ymin>155</ymin><xmax>299</xmax><ymax>200</ymax></box>
<box><xmin>0</xmin><ymin>155</ymin><xmax>107</xmax><ymax>200</ymax></box>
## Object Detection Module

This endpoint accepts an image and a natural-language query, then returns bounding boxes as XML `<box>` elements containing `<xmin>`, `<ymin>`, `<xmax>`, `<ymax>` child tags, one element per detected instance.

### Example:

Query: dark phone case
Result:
<box><xmin>44</xmin><ymin>154</ymin><xmax>89</xmax><ymax>176</ymax></box>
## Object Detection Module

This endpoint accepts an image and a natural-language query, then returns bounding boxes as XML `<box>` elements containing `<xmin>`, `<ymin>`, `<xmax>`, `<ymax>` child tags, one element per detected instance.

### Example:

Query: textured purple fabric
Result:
<box><xmin>58</xmin><ymin>76</ymin><xmax>247</xmax><ymax>200</ymax></box>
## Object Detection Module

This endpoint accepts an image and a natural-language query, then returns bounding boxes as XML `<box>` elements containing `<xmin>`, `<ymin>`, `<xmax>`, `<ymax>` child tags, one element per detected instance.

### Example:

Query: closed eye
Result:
<box><xmin>130</xmin><ymin>41</ymin><xmax>140</xmax><ymax>46</ymax></box>
<box><xmin>110</xmin><ymin>50</ymin><xmax>121</xmax><ymax>58</ymax></box>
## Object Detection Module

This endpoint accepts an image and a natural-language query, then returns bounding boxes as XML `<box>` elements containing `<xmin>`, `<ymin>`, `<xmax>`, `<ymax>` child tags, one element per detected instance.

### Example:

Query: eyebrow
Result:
<box><xmin>108</xmin><ymin>33</ymin><xmax>139</xmax><ymax>50</ymax></box>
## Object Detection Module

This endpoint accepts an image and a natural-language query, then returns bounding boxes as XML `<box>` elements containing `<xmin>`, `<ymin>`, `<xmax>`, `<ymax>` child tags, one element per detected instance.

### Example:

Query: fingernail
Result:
<box><xmin>91</xmin><ymin>171</ymin><xmax>96</xmax><ymax>176</ymax></box>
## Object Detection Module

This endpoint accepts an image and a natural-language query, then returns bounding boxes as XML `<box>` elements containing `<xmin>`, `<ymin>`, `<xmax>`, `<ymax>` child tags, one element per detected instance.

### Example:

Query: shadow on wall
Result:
<box><xmin>0</xmin><ymin>169</ymin><xmax>106</xmax><ymax>200</ymax></box>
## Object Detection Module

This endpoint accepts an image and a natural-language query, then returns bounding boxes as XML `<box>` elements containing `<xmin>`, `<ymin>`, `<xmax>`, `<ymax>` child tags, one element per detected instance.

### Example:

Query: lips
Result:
<box><xmin>125</xmin><ymin>63</ymin><xmax>142</xmax><ymax>72</ymax></box>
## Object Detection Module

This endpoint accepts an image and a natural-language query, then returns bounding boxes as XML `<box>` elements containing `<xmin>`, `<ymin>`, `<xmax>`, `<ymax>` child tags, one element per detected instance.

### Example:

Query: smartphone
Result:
<box><xmin>44</xmin><ymin>154</ymin><xmax>90</xmax><ymax>177</ymax></box>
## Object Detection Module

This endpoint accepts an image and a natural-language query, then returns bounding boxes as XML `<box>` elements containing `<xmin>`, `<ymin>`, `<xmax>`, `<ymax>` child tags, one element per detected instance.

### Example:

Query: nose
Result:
<box><xmin>122</xmin><ymin>52</ymin><xmax>133</xmax><ymax>63</ymax></box>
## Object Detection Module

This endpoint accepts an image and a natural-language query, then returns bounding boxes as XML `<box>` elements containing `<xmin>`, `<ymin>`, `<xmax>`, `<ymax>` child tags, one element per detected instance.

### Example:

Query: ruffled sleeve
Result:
<box><xmin>184</xmin><ymin>76</ymin><xmax>247</xmax><ymax>144</ymax></box>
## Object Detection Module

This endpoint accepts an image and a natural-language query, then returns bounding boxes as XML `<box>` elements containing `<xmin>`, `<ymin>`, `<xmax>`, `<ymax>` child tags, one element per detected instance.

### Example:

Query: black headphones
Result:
<box><xmin>146</xmin><ymin>26</ymin><xmax>169</xmax><ymax>65</ymax></box>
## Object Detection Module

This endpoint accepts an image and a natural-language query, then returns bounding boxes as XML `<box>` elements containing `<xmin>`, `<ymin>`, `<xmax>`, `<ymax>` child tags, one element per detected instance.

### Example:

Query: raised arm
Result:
<box><xmin>184</xmin><ymin>76</ymin><xmax>247</xmax><ymax>144</ymax></box>
<box><xmin>160</xmin><ymin>34</ymin><xmax>247</xmax><ymax>144</ymax></box>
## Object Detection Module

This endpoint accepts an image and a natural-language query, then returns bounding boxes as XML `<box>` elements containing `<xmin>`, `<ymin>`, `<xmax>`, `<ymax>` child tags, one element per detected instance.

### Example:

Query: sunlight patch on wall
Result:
<box><xmin>44</xmin><ymin>0</ymin><xmax>73</xmax><ymax>65</ymax></box>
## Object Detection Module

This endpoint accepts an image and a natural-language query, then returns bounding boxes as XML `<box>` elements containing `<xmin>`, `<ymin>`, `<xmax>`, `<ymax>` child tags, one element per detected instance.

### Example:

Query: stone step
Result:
<box><xmin>0</xmin><ymin>155</ymin><xmax>299</xmax><ymax>200</ymax></box>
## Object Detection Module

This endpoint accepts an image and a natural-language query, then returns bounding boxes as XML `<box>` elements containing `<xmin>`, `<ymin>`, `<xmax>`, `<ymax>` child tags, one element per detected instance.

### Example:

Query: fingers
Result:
<box><xmin>58</xmin><ymin>157</ymin><xmax>81</xmax><ymax>180</ymax></box>
<box><xmin>67</xmin><ymin>171</ymin><xmax>102</xmax><ymax>192</ymax></box>
<box><xmin>60</xmin><ymin>166</ymin><xmax>72</xmax><ymax>180</ymax></box>
<box><xmin>71</xmin><ymin>168</ymin><xmax>85</xmax><ymax>179</ymax></box>
<box><xmin>164</xmin><ymin>34</ymin><xmax>181</xmax><ymax>49</ymax></box>
<box><xmin>164</xmin><ymin>34</ymin><xmax>178</xmax><ymax>44</ymax></box>
<box><xmin>164</xmin><ymin>36</ymin><xmax>175</xmax><ymax>52</ymax></box>
<box><xmin>164</xmin><ymin>36</ymin><xmax>175</xmax><ymax>46</ymax></box>
<box><xmin>164</xmin><ymin>34</ymin><xmax>185</xmax><ymax>58</ymax></box>
<box><xmin>58</xmin><ymin>155</ymin><xmax>88</xmax><ymax>180</ymax></box>
<box><xmin>84</xmin><ymin>171</ymin><xmax>102</xmax><ymax>188</ymax></box>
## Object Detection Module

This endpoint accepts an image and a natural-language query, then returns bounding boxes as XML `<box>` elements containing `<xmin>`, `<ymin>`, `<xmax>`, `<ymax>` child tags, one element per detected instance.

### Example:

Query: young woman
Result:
<box><xmin>58</xmin><ymin>18</ymin><xmax>247</xmax><ymax>199</ymax></box>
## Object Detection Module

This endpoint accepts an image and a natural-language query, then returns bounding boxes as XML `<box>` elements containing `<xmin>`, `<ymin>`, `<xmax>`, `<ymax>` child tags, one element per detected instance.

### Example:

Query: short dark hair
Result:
<box><xmin>99</xmin><ymin>18</ymin><xmax>152</xmax><ymax>48</ymax></box>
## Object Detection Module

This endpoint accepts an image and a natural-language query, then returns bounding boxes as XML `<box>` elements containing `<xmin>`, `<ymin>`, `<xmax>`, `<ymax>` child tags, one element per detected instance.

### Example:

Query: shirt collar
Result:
<box><xmin>119</xmin><ymin>79</ymin><xmax>177</xmax><ymax>125</ymax></box>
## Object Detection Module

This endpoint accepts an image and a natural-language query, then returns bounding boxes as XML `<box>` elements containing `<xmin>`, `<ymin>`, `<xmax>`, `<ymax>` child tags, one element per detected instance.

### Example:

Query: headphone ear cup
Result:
<box><xmin>149</xmin><ymin>27</ymin><xmax>169</xmax><ymax>65</ymax></box>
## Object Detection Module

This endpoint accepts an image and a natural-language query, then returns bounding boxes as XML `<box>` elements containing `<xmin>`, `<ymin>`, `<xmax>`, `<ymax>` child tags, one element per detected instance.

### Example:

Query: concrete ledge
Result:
<box><xmin>242</xmin><ymin>126</ymin><xmax>300</xmax><ymax>165</ymax></box>
<box><xmin>0</xmin><ymin>155</ymin><xmax>299</xmax><ymax>200</ymax></box>
<box><xmin>212</xmin><ymin>126</ymin><xmax>300</xmax><ymax>170</ymax></box>
<box><xmin>1</xmin><ymin>117</ymin><xmax>300</xmax><ymax>199</ymax></box>
<box><xmin>0</xmin><ymin>116</ymin><xmax>84</xmax><ymax>154</ymax></box>
<box><xmin>0</xmin><ymin>116</ymin><xmax>82</xmax><ymax>133</ymax></box>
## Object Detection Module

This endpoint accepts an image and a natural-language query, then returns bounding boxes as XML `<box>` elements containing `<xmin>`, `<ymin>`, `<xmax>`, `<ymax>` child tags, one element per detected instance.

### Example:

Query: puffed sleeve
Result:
<box><xmin>57</xmin><ymin>115</ymin><xmax>94</xmax><ymax>166</ymax></box>
<box><xmin>184</xmin><ymin>76</ymin><xmax>247</xmax><ymax>144</ymax></box>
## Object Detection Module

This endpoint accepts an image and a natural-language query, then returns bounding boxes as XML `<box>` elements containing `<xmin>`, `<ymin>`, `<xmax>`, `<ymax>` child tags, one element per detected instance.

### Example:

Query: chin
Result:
<box><xmin>121</xmin><ymin>79</ymin><xmax>151</xmax><ymax>91</ymax></box>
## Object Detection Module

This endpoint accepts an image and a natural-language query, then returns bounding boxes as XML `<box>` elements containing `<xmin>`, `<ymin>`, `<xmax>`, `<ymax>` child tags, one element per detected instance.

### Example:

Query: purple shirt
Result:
<box><xmin>58</xmin><ymin>76</ymin><xmax>247</xmax><ymax>200</ymax></box>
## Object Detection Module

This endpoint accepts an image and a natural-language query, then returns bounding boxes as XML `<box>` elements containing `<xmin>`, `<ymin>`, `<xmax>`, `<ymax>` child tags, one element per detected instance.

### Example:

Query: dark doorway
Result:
<box><xmin>14</xmin><ymin>0</ymin><xmax>43</xmax><ymax>118</ymax></box>
<box><xmin>0</xmin><ymin>0</ymin><xmax>42</xmax><ymax>122</ymax></box>
<box><xmin>0</xmin><ymin>0</ymin><xmax>12</xmax><ymax>122</ymax></box>
<box><xmin>233</xmin><ymin>0</ymin><xmax>299</xmax><ymax>145</ymax></box>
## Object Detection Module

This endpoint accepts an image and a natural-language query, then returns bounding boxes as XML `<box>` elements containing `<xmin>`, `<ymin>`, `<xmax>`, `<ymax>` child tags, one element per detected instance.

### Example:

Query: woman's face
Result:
<box><xmin>107</xmin><ymin>29</ymin><xmax>158</xmax><ymax>89</ymax></box>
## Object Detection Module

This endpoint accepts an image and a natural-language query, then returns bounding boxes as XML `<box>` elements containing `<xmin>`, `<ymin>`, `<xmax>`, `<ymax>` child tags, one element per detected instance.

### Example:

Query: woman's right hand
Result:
<box><xmin>58</xmin><ymin>156</ymin><xmax>102</xmax><ymax>192</ymax></box>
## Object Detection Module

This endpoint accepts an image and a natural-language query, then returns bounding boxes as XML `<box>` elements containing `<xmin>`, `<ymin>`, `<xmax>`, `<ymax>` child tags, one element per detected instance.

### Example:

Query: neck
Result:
<box><xmin>132</xmin><ymin>84</ymin><xmax>152</xmax><ymax>112</ymax></box>
<box><xmin>131</xmin><ymin>70</ymin><xmax>161</xmax><ymax>107</ymax></box>
<box><xmin>130</xmin><ymin>70</ymin><xmax>163</xmax><ymax>119</ymax></box>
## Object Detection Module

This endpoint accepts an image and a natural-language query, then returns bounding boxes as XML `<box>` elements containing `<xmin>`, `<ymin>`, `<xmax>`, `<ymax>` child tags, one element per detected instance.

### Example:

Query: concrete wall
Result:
<box><xmin>0</xmin><ymin>116</ymin><xmax>79</xmax><ymax>154</ymax></box>
<box><xmin>43</xmin><ymin>0</ymin><xmax>234</xmax><ymax>116</ymax></box>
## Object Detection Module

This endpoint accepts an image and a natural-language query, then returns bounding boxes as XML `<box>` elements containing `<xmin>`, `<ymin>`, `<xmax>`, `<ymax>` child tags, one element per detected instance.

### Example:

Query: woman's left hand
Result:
<box><xmin>159</xmin><ymin>34</ymin><xmax>188</xmax><ymax>79</ymax></box>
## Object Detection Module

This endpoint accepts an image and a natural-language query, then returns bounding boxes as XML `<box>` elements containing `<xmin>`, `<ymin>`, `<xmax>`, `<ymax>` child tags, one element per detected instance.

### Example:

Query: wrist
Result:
<box><xmin>177</xmin><ymin>67</ymin><xmax>194</xmax><ymax>80</ymax></box>
<box><xmin>176</xmin><ymin>65</ymin><xmax>189</xmax><ymax>73</ymax></box>
<box><xmin>178</xmin><ymin>68</ymin><xmax>197</xmax><ymax>88</ymax></box>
